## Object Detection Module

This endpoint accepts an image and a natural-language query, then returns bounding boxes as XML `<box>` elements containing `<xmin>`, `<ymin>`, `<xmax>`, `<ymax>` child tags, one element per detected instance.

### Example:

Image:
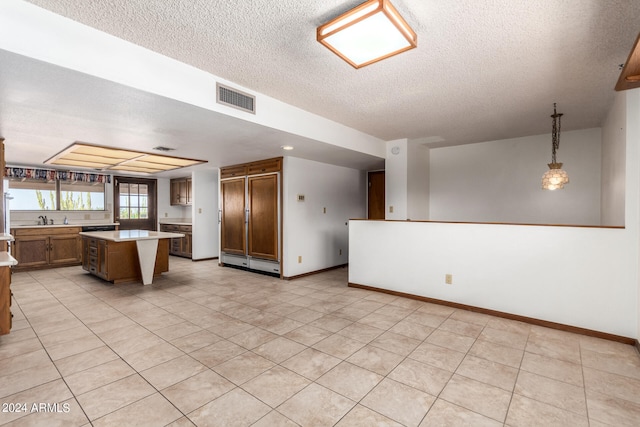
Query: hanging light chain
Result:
<box><xmin>550</xmin><ymin>102</ymin><xmax>563</xmax><ymax>164</ymax></box>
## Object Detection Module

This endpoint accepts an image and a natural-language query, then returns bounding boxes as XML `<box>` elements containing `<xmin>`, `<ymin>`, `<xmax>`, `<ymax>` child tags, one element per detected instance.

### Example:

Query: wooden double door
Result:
<box><xmin>221</xmin><ymin>174</ymin><xmax>279</xmax><ymax>261</ymax></box>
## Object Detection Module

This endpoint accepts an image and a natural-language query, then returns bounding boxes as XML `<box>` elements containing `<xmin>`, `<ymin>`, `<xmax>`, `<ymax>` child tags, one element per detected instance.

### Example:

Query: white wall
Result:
<box><xmin>385</xmin><ymin>139</ymin><xmax>408</xmax><ymax>220</ymax></box>
<box><xmin>625</xmin><ymin>89</ymin><xmax>640</xmax><ymax>343</ymax></box>
<box><xmin>283</xmin><ymin>157</ymin><xmax>365</xmax><ymax>277</ymax></box>
<box><xmin>191</xmin><ymin>169</ymin><xmax>218</xmax><ymax>260</ymax></box>
<box><xmin>601</xmin><ymin>93</ymin><xmax>627</xmax><ymax>226</ymax></box>
<box><xmin>407</xmin><ymin>142</ymin><xmax>430</xmax><ymax>221</ymax></box>
<box><xmin>349</xmin><ymin>220</ymin><xmax>635</xmax><ymax>338</ymax></box>
<box><xmin>429</xmin><ymin>129</ymin><xmax>602</xmax><ymax>225</ymax></box>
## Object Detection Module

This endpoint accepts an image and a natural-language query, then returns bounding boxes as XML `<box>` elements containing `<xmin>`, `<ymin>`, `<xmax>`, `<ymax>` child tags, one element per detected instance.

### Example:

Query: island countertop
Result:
<box><xmin>79</xmin><ymin>230</ymin><xmax>184</xmax><ymax>242</ymax></box>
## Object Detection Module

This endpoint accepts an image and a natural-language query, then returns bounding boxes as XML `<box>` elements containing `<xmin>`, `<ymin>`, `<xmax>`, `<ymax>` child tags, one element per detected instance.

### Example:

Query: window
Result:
<box><xmin>118</xmin><ymin>183</ymin><xmax>148</xmax><ymax>219</ymax></box>
<box><xmin>8</xmin><ymin>178</ymin><xmax>106</xmax><ymax>211</ymax></box>
<box><xmin>60</xmin><ymin>181</ymin><xmax>106</xmax><ymax>211</ymax></box>
<box><xmin>8</xmin><ymin>179</ymin><xmax>57</xmax><ymax>210</ymax></box>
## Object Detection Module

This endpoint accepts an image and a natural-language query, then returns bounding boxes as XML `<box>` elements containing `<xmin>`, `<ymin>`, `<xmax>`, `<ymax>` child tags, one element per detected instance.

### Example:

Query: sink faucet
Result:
<box><xmin>38</xmin><ymin>215</ymin><xmax>47</xmax><ymax>225</ymax></box>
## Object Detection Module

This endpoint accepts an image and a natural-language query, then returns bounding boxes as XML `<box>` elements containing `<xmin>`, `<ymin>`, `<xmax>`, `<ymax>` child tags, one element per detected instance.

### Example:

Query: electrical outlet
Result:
<box><xmin>389</xmin><ymin>206</ymin><xmax>394</xmax><ymax>213</ymax></box>
<box><xmin>84</xmin><ymin>214</ymin><xmax>90</xmax><ymax>220</ymax></box>
<box><xmin>164</xmin><ymin>212</ymin><xmax>168</xmax><ymax>217</ymax></box>
<box><xmin>198</xmin><ymin>208</ymin><xmax>202</xmax><ymax>214</ymax></box>
<box><xmin>445</xmin><ymin>274</ymin><xmax>453</xmax><ymax>285</ymax></box>
<box><xmin>298</xmin><ymin>256</ymin><xmax>302</xmax><ymax>263</ymax></box>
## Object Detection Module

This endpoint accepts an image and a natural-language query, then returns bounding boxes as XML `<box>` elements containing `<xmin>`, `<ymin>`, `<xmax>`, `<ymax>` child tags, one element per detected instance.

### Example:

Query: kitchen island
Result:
<box><xmin>80</xmin><ymin>230</ymin><xmax>184</xmax><ymax>285</ymax></box>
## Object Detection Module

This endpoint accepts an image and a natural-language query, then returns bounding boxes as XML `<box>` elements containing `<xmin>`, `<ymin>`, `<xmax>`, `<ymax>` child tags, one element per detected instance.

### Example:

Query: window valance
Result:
<box><xmin>5</xmin><ymin>167</ymin><xmax>111</xmax><ymax>183</ymax></box>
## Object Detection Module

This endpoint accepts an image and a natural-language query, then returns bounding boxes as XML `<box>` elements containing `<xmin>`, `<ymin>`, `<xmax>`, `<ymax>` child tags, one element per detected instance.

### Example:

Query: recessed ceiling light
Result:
<box><xmin>281</xmin><ymin>145</ymin><xmax>294</xmax><ymax>151</ymax></box>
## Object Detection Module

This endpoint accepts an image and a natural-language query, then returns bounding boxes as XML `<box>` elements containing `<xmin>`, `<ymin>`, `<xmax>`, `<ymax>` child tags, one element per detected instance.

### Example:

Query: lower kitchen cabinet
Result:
<box><xmin>160</xmin><ymin>224</ymin><xmax>192</xmax><ymax>258</ymax></box>
<box><xmin>12</xmin><ymin>227</ymin><xmax>82</xmax><ymax>271</ymax></box>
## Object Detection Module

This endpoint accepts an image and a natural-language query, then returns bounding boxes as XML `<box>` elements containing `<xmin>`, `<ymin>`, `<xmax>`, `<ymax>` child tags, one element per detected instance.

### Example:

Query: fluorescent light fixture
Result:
<box><xmin>44</xmin><ymin>142</ymin><xmax>207</xmax><ymax>174</ymax></box>
<box><xmin>317</xmin><ymin>0</ymin><xmax>417</xmax><ymax>68</ymax></box>
<box><xmin>281</xmin><ymin>145</ymin><xmax>294</xmax><ymax>151</ymax></box>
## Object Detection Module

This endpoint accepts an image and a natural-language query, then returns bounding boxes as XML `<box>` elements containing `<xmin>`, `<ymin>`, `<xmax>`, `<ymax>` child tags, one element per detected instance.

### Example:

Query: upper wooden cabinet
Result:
<box><xmin>170</xmin><ymin>177</ymin><xmax>192</xmax><ymax>206</ymax></box>
<box><xmin>220</xmin><ymin>157</ymin><xmax>282</xmax><ymax>179</ymax></box>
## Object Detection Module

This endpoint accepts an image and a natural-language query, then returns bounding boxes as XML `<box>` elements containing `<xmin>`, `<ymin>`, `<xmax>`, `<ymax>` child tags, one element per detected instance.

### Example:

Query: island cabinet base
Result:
<box><xmin>82</xmin><ymin>236</ymin><xmax>169</xmax><ymax>284</ymax></box>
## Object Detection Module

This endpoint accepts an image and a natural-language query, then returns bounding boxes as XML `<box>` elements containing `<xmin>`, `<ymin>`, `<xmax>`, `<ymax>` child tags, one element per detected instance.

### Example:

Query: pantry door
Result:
<box><xmin>114</xmin><ymin>176</ymin><xmax>157</xmax><ymax>230</ymax></box>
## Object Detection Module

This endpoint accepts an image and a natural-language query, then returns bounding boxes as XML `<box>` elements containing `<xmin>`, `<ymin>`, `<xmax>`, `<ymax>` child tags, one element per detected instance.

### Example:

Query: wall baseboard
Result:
<box><xmin>192</xmin><ymin>257</ymin><xmax>218</xmax><ymax>262</ymax></box>
<box><xmin>349</xmin><ymin>282</ymin><xmax>636</xmax><ymax>346</ymax></box>
<box><xmin>284</xmin><ymin>264</ymin><xmax>348</xmax><ymax>281</ymax></box>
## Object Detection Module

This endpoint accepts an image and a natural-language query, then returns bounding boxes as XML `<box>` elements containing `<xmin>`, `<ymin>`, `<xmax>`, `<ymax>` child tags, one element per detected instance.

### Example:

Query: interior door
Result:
<box><xmin>221</xmin><ymin>178</ymin><xmax>246</xmax><ymax>255</ymax></box>
<box><xmin>368</xmin><ymin>171</ymin><xmax>385</xmax><ymax>220</ymax></box>
<box><xmin>114</xmin><ymin>176</ymin><xmax>157</xmax><ymax>230</ymax></box>
<box><xmin>248</xmin><ymin>174</ymin><xmax>278</xmax><ymax>260</ymax></box>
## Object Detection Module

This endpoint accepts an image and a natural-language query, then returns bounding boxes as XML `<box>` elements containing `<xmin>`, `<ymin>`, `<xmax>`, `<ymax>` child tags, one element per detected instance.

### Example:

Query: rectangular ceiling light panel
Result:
<box><xmin>317</xmin><ymin>0</ymin><xmax>417</xmax><ymax>68</ymax></box>
<box><xmin>44</xmin><ymin>142</ymin><xmax>207</xmax><ymax>174</ymax></box>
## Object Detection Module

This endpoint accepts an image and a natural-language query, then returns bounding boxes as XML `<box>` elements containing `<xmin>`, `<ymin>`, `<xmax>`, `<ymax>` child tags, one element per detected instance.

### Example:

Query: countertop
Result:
<box><xmin>0</xmin><ymin>251</ymin><xmax>18</xmax><ymax>267</ymax></box>
<box><xmin>79</xmin><ymin>230</ymin><xmax>184</xmax><ymax>242</ymax></box>
<box><xmin>0</xmin><ymin>233</ymin><xmax>14</xmax><ymax>241</ymax></box>
<box><xmin>11</xmin><ymin>222</ymin><xmax>119</xmax><ymax>229</ymax></box>
<box><xmin>159</xmin><ymin>220</ymin><xmax>192</xmax><ymax>226</ymax></box>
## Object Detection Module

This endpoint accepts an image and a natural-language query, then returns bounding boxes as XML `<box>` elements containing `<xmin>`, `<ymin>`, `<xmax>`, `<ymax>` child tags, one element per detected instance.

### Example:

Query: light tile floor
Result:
<box><xmin>1</xmin><ymin>257</ymin><xmax>640</xmax><ymax>426</ymax></box>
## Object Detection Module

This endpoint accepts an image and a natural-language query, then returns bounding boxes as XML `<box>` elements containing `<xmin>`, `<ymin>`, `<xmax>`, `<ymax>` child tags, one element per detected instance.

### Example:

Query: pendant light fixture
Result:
<box><xmin>541</xmin><ymin>103</ymin><xmax>569</xmax><ymax>190</ymax></box>
<box><xmin>317</xmin><ymin>0</ymin><xmax>417</xmax><ymax>69</ymax></box>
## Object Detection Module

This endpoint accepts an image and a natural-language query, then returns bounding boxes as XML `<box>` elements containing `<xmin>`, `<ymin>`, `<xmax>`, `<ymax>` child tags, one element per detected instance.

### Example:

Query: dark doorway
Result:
<box><xmin>368</xmin><ymin>171</ymin><xmax>385</xmax><ymax>220</ymax></box>
<box><xmin>114</xmin><ymin>176</ymin><xmax>157</xmax><ymax>230</ymax></box>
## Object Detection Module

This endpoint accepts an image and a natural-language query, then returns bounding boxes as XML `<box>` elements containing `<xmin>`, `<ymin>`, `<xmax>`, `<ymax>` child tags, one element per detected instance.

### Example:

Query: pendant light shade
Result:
<box><xmin>541</xmin><ymin>103</ymin><xmax>569</xmax><ymax>190</ymax></box>
<box><xmin>542</xmin><ymin>163</ymin><xmax>569</xmax><ymax>190</ymax></box>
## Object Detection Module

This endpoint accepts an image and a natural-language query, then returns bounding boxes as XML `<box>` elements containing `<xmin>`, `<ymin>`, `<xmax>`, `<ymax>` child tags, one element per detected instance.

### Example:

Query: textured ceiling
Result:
<box><xmin>4</xmin><ymin>0</ymin><xmax>640</xmax><ymax>172</ymax></box>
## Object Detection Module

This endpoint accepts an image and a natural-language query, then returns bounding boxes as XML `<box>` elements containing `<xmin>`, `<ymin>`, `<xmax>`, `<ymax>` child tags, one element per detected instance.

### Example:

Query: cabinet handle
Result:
<box><xmin>218</xmin><ymin>210</ymin><xmax>222</xmax><ymax>224</ymax></box>
<box><xmin>245</xmin><ymin>209</ymin><xmax>249</xmax><ymax>224</ymax></box>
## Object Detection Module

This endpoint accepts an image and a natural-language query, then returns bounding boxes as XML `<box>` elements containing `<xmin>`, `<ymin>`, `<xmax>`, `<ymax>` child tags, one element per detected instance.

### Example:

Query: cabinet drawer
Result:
<box><xmin>178</xmin><ymin>225</ymin><xmax>192</xmax><ymax>232</ymax></box>
<box><xmin>89</xmin><ymin>256</ymin><xmax>97</xmax><ymax>267</ymax></box>
<box><xmin>247</xmin><ymin>158</ymin><xmax>281</xmax><ymax>175</ymax></box>
<box><xmin>89</xmin><ymin>246</ymin><xmax>97</xmax><ymax>256</ymax></box>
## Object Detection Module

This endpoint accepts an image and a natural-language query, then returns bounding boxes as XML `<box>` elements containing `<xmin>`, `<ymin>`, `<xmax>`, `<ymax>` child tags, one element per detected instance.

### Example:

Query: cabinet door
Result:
<box><xmin>49</xmin><ymin>235</ymin><xmax>81</xmax><ymax>265</ymax></box>
<box><xmin>183</xmin><ymin>233</ymin><xmax>192</xmax><ymax>257</ymax></box>
<box><xmin>221</xmin><ymin>178</ymin><xmax>246</xmax><ymax>255</ymax></box>
<box><xmin>82</xmin><ymin>238</ymin><xmax>90</xmax><ymax>271</ymax></box>
<box><xmin>170</xmin><ymin>180</ymin><xmax>183</xmax><ymax>205</ymax></box>
<box><xmin>0</xmin><ymin>267</ymin><xmax>11</xmax><ymax>335</ymax></box>
<box><xmin>14</xmin><ymin>236</ymin><xmax>49</xmax><ymax>268</ymax></box>
<box><xmin>186</xmin><ymin>178</ymin><xmax>192</xmax><ymax>205</ymax></box>
<box><xmin>97</xmin><ymin>240</ymin><xmax>108</xmax><ymax>279</ymax></box>
<box><xmin>248</xmin><ymin>174</ymin><xmax>278</xmax><ymax>260</ymax></box>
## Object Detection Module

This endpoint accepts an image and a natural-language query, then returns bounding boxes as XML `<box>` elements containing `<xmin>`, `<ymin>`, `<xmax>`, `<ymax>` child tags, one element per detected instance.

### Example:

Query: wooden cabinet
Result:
<box><xmin>12</xmin><ymin>227</ymin><xmax>82</xmax><ymax>271</ymax></box>
<box><xmin>220</xmin><ymin>157</ymin><xmax>281</xmax><ymax>276</ymax></box>
<box><xmin>0</xmin><ymin>266</ymin><xmax>12</xmax><ymax>335</ymax></box>
<box><xmin>82</xmin><ymin>236</ymin><xmax>169</xmax><ymax>284</ymax></box>
<box><xmin>221</xmin><ymin>178</ymin><xmax>246</xmax><ymax>256</ymax></box>
<box><xmin>248</xmin><ymin>174</ymin><xmax>278</xmax><ymax>260</ymax></box>
<box><xmin>160</xmin><ymin>224</ymin><xmax>192</xmax><ymax>258</ymax></box>
<box><xmin>170</xmin><ymin>177</ymin><xmax>192</xmax><ymax>206</ymax></box>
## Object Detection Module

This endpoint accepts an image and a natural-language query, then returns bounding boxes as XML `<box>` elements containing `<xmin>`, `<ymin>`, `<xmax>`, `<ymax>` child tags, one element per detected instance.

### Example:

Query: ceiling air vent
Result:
<box><xmin>216</xmin><ymin>83</ymin><xmax>256</xmax><ymax>114</ymax></box>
